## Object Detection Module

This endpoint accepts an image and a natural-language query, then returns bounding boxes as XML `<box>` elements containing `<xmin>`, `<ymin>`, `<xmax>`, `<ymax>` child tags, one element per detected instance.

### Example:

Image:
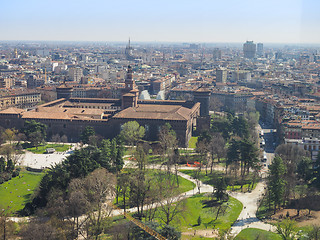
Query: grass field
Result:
<box><xmin>115</xmin><ymin>169</ymin><xmax>195</xmax><ymax>208</ymax></box>
<box><xmin>235</xmin><ymin>228</ymin><xmax>281</xmax><ymax>240</ymax></box>
<box><xmin>174</xmin><ymin>194</ymin><xmax>242</xmax><ymax>232</ymax></box>
<box><xmin>180</xmin><ymin>169</ymin><xmax>257</xmax><ymax>193</ymax></box>
<box><xmin>26</xmin><ymin>143</ymin><xmax>71</xmax><ymax>154</ymax></box>
<box><xmin>0</xmin><ymin>170</ymin><xmax>44</xmax><ymax>215</ymax></box>
<box><xmin>188</xmin><ymin>137</ymin><xmax>198</xmax><ymax>149</ymax></box>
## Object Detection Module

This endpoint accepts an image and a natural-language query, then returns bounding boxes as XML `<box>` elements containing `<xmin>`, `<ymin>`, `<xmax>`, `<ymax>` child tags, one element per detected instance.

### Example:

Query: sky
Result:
<box><xmin>0</xmin><ymin>0</ymin><xmax>320</xmax><ymax>44</ymax></box>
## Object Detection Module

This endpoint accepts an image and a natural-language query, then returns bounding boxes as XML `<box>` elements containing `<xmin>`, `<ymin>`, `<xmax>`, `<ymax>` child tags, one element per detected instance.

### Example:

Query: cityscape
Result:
<box><xmin>0</xmin><ymin>0</ymin><xmax>320</xmax><ymax>240</ymax></box>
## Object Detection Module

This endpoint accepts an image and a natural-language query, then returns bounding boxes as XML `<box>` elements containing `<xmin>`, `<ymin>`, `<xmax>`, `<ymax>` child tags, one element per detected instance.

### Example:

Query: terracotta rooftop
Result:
<box><xmin>113</xmin><ymin>104</ymin><xmax>193</xmax><ymax>121</ymax></box>
<box><xmin>0</xmin><ymin>107</ymin><xmax>24</xmax><ymax>115</ymax></box>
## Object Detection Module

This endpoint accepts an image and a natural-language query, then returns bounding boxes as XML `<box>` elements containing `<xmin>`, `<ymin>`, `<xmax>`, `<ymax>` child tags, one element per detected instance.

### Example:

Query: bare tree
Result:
<box><xmin>158</xmin><ymin>181</ymin><xmax>186</xmax><ymax>225</ymax></box>
<box><xmin>158</xmin><ymin>123</ymin><xmax>178</xmax><ymax>175</ymax></box>
<box><xmin>20</xmin><ymin>220</ymin><xmax>61</xmax><ymax>240</ymax></box>
<box><xmin>61</xmin><ymin>135</ymin><xmax>68</xmax><ymax>143</ymax></box>
<box><xmin>50</xmin><ymin>134</ymin><xmax>60</xmax><ymax>144</ymax></box>
<box><xmin>0</xmin><ymin>206</ymin><xmax>18</xmax><ymax>240</ymax></box>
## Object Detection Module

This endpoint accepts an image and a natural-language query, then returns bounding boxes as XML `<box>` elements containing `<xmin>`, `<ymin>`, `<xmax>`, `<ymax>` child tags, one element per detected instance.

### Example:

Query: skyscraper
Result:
<box><xmin>243</xmin><ymin>41</ymin><xmax>256</xmax><ymax>59</ymax></box>
<box><xmin>257</xmin><ymin>43</ymin><xmax>263</xmax><ymax>57</ymax></box>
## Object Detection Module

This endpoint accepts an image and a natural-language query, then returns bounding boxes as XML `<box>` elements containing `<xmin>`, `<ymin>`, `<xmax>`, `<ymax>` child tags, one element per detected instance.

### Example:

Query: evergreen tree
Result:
<box><xmin>268</xmin><ymin>156</ymin><xmax>287</xmax><ymax>212</ymax></box>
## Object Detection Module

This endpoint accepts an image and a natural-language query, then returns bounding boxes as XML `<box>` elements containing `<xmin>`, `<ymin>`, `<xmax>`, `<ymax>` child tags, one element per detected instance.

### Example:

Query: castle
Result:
<box><xmin>0</xmin><ymin>66</ymin><xmax>210</xmax><ymax>147</ymax></box>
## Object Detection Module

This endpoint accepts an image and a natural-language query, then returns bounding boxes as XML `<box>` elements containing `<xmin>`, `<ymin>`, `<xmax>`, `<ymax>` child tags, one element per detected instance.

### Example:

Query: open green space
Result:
<box><xmin>115</xmin><ymin>169</ymin><xmax>195</xmax><ymax>208</ymax></box>
<box><xmin>188</xmin><ymin>136</ymin><xmax>198</xmax><ymax>149</ymax></box>
<box><xmin>180</xmin><ymin>169</ymin><xmax>257</xmax><ymax>192</ymax></box>
<box><xmin>0</xmin><ymin>170</ymin><xmax>44</xmax><ymax>214</ymax></box>
<box><xmin>26</xmin><ymin>143</ymin><xmax>71</xmax><ymax>154</ymax></box>
<box><xmin>256</xmin><ymin>195</ymin><xmax>273</xmax><ymax>220</ymax></box>
<box><xmin>172</xmin><ymin>193</ymin><xmax>242</xmax><ymax>232</ymax></box>
<box><xmin>235</xmin><ymin>228</ymin><xmax>281</xmax><ymax>240</ymax></box>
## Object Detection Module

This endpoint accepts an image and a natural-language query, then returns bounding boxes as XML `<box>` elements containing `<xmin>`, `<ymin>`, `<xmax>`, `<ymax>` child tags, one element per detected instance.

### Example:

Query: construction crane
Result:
<box><xmin>108</xmin><ymin>203</ymin><xmax>167</xmax><ymax>240</ymax></box>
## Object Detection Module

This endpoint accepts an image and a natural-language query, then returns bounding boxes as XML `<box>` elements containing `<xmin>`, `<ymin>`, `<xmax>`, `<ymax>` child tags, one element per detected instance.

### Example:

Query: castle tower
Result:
<box><xmin>193</xmin><ymin>87</ymin><xmax>211</xmax><ymax>117</ymax></box>
<box><xmin>193</xmin><ymin>87</ymin><xmax>211</xmax><ymax>134</ymax></box>
<box><xmin>122</xmin><ymin>66</ymin><xmax>139</xmax><ymax>109</ymax></box>
<box><xmin>56</xmin><ymin>83</ymin><xmax>73</xmax><ymax>100</ymax></box>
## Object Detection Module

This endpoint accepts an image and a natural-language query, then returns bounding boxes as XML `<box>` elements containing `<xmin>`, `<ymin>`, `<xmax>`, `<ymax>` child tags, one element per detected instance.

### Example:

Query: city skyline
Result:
<box><xmin>1</xmin><ymin>0</ymin><xmax>320</xmax><ymax>44</ymax></box>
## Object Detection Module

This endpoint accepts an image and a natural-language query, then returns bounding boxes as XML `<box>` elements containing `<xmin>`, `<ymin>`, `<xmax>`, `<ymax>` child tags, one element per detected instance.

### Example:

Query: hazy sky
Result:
<box><xmin>1</xmin><ymin>0</ymin><xmax>320</xmax><ymax>43</ymax></box>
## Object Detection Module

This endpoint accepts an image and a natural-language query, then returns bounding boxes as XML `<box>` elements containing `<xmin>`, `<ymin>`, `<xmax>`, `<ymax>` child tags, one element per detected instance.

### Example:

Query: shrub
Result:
<box><xmin>2</xmin><ymin>172</ymin><xmax>12</xmax><ymax>181</ymax></box>
<box><xmin>12</xmin><ymin>170</ymin><xmax>20</xmax><ymax>178</ymax></box>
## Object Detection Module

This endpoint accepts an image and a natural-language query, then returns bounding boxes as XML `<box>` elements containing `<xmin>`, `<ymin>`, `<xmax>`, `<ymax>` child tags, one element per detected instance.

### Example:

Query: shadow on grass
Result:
<box><xmin>201</xmin><ymin>199</ymin><xmax>222</xmax><ymax>208</ymax></box>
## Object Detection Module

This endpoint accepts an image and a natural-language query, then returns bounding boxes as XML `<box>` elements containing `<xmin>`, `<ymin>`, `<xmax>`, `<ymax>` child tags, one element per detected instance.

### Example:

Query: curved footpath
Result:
<box><xmin>10</xmin><ymin>150</ymin><xmax>276</xmax><ymax>236</ymax></box>
<box><xmin>228</xmin><ymin>181</ymin><xmax>275</xmax><ymax>236</ymax></box>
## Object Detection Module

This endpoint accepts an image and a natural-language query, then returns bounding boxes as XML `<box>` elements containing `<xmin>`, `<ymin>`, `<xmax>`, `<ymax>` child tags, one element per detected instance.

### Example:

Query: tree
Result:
<box><xmin>50</xmin><ymin>134</ymin><xmax>60</xmax><ymax>143</ymax></box>
<box><xmin>276</xmin><ymin>219</ymin><xmax>297</xmax><ymax>240</ymax></box>
<box><xmin>5</xmin><ymin>159</ymin><xmax>14</xmax><ymax>173</ymax></box>
<box><xmin>20</xmin><ymin>220</ymin><xmax>61</xmax><ymax>240</ymax></box>
<box><xmin>23</xmin><ymin>139</ymin><xmax>124</xmax><ymax>214</ymax></box>
<box><xmin>117</xmin><ymin>172</ymin><xmax>130</xmax><ymax>212</ymax></box>
<box><xmin>214</xmin><ymin>177</ymin><xmax>227</xmax><ymax>201</ymax></box>
<box><xmin>120</xmin><ymin>121</ymin><xmax>145</xmax><ymax>147</ymax></box>
<box><xmin>1</xmin><ymin>129</ymin><xmax>17</xmax><ymax>145</ymax></box>
<box><xmin>275</xmin><ymin>144</ymin><xmax>310</xmax><ymax>204</ymax></box>
<box><xmin>306</xmin><ymin>225</ymin><xmax>320</xmax><ymax>240</ymax></box>
<box><xmin>0</xmin><ymin>206</ymin><xmax>16</xmax><ymax>240</ymax></box>
<box><xmin>0</xmin><ymin>157</ymin><xmax>5</xmax><ymax>173</ymax></box>
<box><xmin>61</xmin><ymin>135</ymin><xmax>68</xmax><ymax>143</ymax></box>
<box><xmin>268</xmin><ymin>156</ymin><xmax>287</xmax><ymax>212</ymax></box>
<box><xmin>80</xmin><ymin>168</ymin><xmax>115</xmax><ymax>240</ymax></box>
<box><xmin>297</xmin><ymin>157</ymin><xmax>313</xmax><ymax>182</ymax></box>
<box><xmin>29</xmin><ymin>131</ymin><xmax>44</xmax><ymax>148</ymax></box>
<box><xmin>232</xmin><ymin>115</ymin><xmax>249</xmax><ymax>139</ymax></box>
<box><xmin>80</xmin><ymin>126</ymin><xmax>95</xmax><ymax>144</ymax></box>
<box><xmin>158</xmin><ymin>123</ymin><xmax>178</xmax><ymax>175</ymax></box>
<box><xmin>45</xmin><ymin>168</ymin><xmax>115</xmax><ymax>240</ymax></box>
<box><xmin>129</xmin><ymin>170</ymin><xmax>152</xmax><ymax>220</ymax></box>
<box><xmin>157</xmin><ymin>181</ymin><xmax>186</xmax><ymax>225</ymax></box>
<box><xmin>23</xmin><ymin>120</ymin><xmax>47</xmax><ymax>145</ymax></box>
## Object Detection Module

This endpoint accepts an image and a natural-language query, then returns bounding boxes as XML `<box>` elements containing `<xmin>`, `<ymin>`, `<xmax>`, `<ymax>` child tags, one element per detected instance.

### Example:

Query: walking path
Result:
<box><xmin>228</xmin><ymin>181</ymin><xmax>275</xmax><ymax>236</ymax></box>
<box><xmin>11</xmin><ymin>147</ymin><xmax>276</xmax><ymax>236</ymax></box>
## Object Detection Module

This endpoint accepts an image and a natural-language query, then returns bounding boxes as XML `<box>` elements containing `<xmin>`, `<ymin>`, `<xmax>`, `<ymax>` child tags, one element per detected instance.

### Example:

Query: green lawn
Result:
<box><xmin>180</xmin><ymin>169</ymin><xmax>257</xmax><ymax>193</ymax></box>
<box><xmin>173</xmin><ymin>194</ymin><xmax>243</xmax><ymax>232</ymax></box>
<box><xmin>188</xmin><ymin>137</ymin><xmax>198</xmax><ymax>149</ymax></box>
<box><xmin>26</xmin><ymin>144</ymin><xmax>71</xmax><ymax>154</ymax></box>
<box><xmin>115</xmin><ymin>169</ymin><xmax>195</xmax><ymax>208</ymax></box>
<box><xmin>235</xmin><ymin>228</ymin><xmax>281</xmax><ymax>240</ymax></box>
<box><xmin>0</xmin><ymin>170</ymin><xmax>44</xmax><ymax>215</ymax></box>
<box><xmin>256</xmin><ymin>195</ymin><xmax>273</xmax><ymax>220</ymax></box>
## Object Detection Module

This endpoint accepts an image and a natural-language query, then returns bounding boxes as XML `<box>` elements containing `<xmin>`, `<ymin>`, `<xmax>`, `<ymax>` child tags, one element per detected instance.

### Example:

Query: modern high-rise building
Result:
<box><xmin>216</xmin><ymin>67</ymin><xmax>227</xmax><ymax>83</ymax></box>
<box><xmin>68</xmin><ymin>67</ymin><xmax>83</xmax><ymax>82</ymax></box>
<box><xmin>257</xmin><ymin>43</ymin><xmax>263</xmax><ymax>57</ymax></box>
<box><xmin>243</xmin><ymin>41</ymin><xmax>256</xmax><ymax>59</ymax></box>
<box><xmin>213</xmin><ymin>48</ymin><xmax>222</xmax><ymax>60</ymax></box>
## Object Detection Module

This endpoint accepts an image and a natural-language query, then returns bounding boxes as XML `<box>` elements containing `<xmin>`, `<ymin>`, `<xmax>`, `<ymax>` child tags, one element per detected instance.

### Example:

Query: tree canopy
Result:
<box><xmin>120</xmin><ymin>121</ymin><xmax>145</xmax><ymax>146</ymax></box>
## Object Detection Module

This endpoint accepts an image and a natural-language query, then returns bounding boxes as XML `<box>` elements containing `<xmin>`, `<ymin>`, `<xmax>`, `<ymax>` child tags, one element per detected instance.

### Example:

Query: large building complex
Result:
<box><xmin>0</xmin><ymin>66</ymin><xmax>207</xmax><ymax>147</ymax></box>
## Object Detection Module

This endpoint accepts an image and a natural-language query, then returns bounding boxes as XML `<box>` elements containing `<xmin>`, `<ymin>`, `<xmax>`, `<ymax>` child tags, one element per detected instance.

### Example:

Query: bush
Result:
<box><xmin>2</xmin><ymin>172</ymin><xmax>12</xmax><ymax>181</ymax></box>
<box><xmin>0</xmin><ymin>177</ymin><xmax>4</xmax><ymax>184</ymax></box>
<box><xmin>12</xmin><ymin>170</ymin><xmax>20</xmax><ymax>178</ymax></box>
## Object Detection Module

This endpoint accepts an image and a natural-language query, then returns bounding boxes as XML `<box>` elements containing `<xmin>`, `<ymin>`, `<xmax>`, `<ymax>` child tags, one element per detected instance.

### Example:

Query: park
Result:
<box><xmin>0</xmin><ymin>114</ymin><xmax>319</xmax><ymax>239</ymax></box>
